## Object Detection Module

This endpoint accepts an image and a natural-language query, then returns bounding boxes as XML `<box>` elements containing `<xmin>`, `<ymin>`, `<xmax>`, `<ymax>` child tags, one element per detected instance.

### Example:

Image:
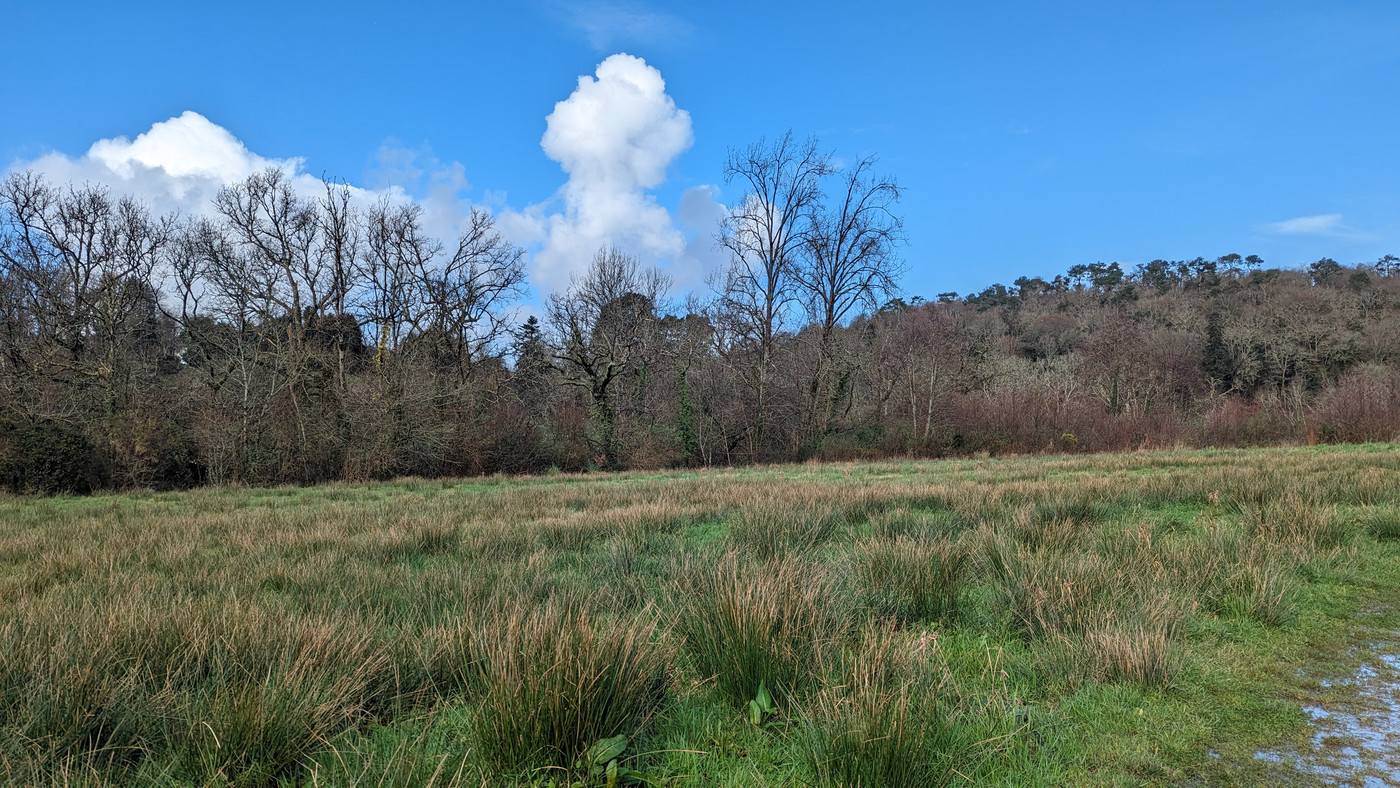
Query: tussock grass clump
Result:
<box><xmin>534</xmin><ymin>503</ymin><xmax>680</xmax><ymax>552</ymax></box>
<box><xmin>1058</xmin><ymin>612</ymin><xmax>1180</xmax><ymax>688</ymax></box>
<box><xmin>0</xmin><ymin>596</ymin><xmax>397</xmax><ymax>786</ymax></box>
<box><xmin>1361</xmin><ymin>506</ymin><xmax>1400</xmax><ymax>540</ymax></box>
<box><xmin>897</xmin><ymin>490</ymin><xmax>956</xmax><ymax>514</ymax></box>
<box><xmin>1032</xmin><ymin>494</ymin><xmax>1106</xmax><ymax>528</ymax></box>
<box><xmin>172</xmin><ymin>630</ymin><xmax>391</xmax><ymax>785</ymax></box>
<box><xmin>367</xmin><ymin>517</ymin><xmax>463</xmax><ymax>563</ymax></box>
<box><xmin>869</xmin><ymin>507</ymin><xmax>974</xmax><ymax>540</ymax></box>
<box><xmin>983</xmin><ymin>527</ymin><xmax>1186</xmax><ymax>687</ymax></box>
<box><xmin>468</xmin><ymin>596</ymin><xmax>672</xmax><ymax>776</ymax></box>
<box><xmin>729</xmin><ymin>501</ymin><xmax>844</xmax><ymax>560</ymax></box>
<box><xmin>840</xmin><ymin>488</ymin><xmax>902</xmax><ymax>526</ymax></box>
<box><xmin>855</xmin><ymin>535</ymin><xmax>967</xmax><ymax>625</ymax></box>
<box><xmin>673</xmin><ymin>553</ymin><xmax>851</xmax><ymax>706</ymax></box>
<box><xmin>1004</xmin><ymin>505</ymin><xmax>1086</xmax><ymax>552</ymax></box>
<box><xmin>801</xmin><ymin>622</ymin><xmax>958</xmax><ymax>788</ymax></box>
<box><xmin>982</xmin><ymin>532</ymin><xmax>1111</xmax><ymax>640</ymax></box>
<box><xmin>461</xmin><ymin>520</ymin><xmax>538</xmax><ymax>561</ymax></box>
<box><xmin>1180</xmin><ymin>524</ymin><xmax>1301</xmax><ymax>626</ymax></box>
<box><xmin>1230</xmin><ymin>491</ymin><xmax>1348</xmax><ymax>552</ymax></box>
<box><xmin>1223</xmin><ymin>552</ymin><xmax>1299</xmax><ymax>626</ymax></box>
<box><xmin>390</xmin><ymin>618</ymin><xmax>481</xmax><ymax>709</ymax></box>
<box><xmin>1084</xmin><ymin>622</ymin><xmax>1175</xmax><ymax>686</ymax></box>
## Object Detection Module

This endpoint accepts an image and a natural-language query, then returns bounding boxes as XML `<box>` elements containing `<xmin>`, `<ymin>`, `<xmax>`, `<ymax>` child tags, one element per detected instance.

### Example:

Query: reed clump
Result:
<box><xmin>672</xmin><ymin>552</ymin><xmax>851</xmax><ymax>706</ymax></box>
<box><xmin>467</xmin><ymin>595</ymin><xmax>672</xmax><ymax>776</ymax></box>
<box><xmin>801</xmin><ymin>622</ymin><xmax>959</xmax><ymax>788</ymax></box>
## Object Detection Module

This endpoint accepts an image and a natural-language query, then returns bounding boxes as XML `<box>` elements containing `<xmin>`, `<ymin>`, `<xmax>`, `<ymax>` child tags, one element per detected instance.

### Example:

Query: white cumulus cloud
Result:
<box><xmin>12</xmin><ymin>111</ymin><xmax>331</xmax><ymax>215</ymax></box>
<box><xmin>10</xmin><ymin>59</ymin><xmax>728</xmax><ymax>297</ymax></box>
<box><xmin>501</xmin><ymin>53</ymin><xmax>723</xmax><ymax>293</ymax></box>
<box><xmin>6</xmin><ymin>113</ymin><xmax>494</xmax><ymax>240</ymax></box>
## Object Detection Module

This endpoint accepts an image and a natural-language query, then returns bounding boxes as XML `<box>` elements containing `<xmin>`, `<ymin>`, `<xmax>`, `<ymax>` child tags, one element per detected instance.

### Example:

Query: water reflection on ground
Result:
<box><xmin>1255</xmin><ymin>640</ymin><xmax>1400</xmax><ymax>786</ymax></box>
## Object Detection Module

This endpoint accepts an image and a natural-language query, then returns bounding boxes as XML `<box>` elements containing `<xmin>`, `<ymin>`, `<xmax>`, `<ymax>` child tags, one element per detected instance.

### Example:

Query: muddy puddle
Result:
<box><xmin>1254</xmin><ymin>612</ymin><xmax>1400</xmax><ymax>786</ymax></box>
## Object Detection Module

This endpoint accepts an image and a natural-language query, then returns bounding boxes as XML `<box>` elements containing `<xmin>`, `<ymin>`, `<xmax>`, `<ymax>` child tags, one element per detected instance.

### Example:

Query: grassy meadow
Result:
<box><xmin>3</xmin><ymin>445</ymin><xmax>1400</xmax><ymax>786</ymax></box>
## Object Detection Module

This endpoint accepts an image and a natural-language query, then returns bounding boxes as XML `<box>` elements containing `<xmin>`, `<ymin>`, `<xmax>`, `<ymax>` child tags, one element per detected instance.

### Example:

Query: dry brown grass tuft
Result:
<box><xmin>1075</xmin><ymin>618</ymin><xmax>1178</xmax><ymax>687</ymax></box>
<box><xmin>802</xmin><ymin>621</ymin><xmax>958</xmax><ymax>787</ymax></box>
<box><xmin>467</xmin><ymin>595</ymin><xmax>672</xmax><ymax>776</ymax></box>
<box><xmin>855</xmin><ymin>535</ymin><xmax>967</xmax><ymax>625</ymax></box>
<box><xmin>673</xmin><ymin>552</ymin><xmax>851</xmax><ymax>705</ymax></box>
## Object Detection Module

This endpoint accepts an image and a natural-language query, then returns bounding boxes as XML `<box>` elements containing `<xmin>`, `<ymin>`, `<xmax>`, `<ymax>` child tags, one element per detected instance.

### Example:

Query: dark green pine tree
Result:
<box><xmin>1203</xmin><ymin>311</ymin><xmax>1233</xmax><ymax>389</ymax></box>
<box><xmin>511</xmin><ymin>316</ymin><xmax>554</xmax><ymax>403</ymax></box>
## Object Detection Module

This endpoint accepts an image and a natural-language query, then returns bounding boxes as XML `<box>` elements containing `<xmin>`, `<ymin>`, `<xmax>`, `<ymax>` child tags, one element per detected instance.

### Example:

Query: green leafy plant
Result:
<box><xmin>747</xmin><ymin>680</ymin><xmax>782</xmax><ymax>730</ymax></box>
<box><xmin>541</xmin><ymin>735</ymin><xmax>658</xmax><ymax>788</ymax></box>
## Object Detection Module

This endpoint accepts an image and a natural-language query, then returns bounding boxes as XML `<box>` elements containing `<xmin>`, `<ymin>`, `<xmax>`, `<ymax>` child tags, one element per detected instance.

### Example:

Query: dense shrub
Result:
<box><xmin>1313</xmin><ymin>364</ymin><xmax>1400</xmax><ymax>443</ymax></box>
<box><xmin>0</xmin><ymin>416</ymin><xmax>98</xmax><ymax>495</ymax></box>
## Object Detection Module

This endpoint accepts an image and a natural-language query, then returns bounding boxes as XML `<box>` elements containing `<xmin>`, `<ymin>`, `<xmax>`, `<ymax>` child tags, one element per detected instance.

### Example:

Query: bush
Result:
<box><xmin>0</xmin><ymin>416</ymin><xmax>98</xmax><ymax>495</ymax></box>
<box><xmin>1312</xmin><ymin>364</ymin><xmax>1400</xmax><ymax>443</ymax></box>
<box><xmin>99</xmin><ymin>412</ymin><xmax>202</xmax><ymax>489</ymax></box>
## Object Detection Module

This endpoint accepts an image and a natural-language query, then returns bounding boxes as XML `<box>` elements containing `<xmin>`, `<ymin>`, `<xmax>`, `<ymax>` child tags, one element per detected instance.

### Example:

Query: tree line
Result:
<box><xmin>2</xmin><ymin>133</ymin><xmax>1398</xmax><ymax>493</ymax></box>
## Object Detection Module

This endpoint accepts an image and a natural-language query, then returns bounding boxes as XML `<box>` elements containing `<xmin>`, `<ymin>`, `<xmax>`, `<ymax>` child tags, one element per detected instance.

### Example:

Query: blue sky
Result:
<box><xmin>3</xmin><ymin>0</ymin><xmax>1399</xmax><ymax>300</ymax></box>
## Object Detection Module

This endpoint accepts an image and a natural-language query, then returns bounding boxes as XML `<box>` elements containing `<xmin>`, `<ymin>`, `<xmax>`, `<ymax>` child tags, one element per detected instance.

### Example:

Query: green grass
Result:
<box><xmin>1</xmin><ymin>445</ymin><xmax>1400</xmax><ymax>785</ymax></box>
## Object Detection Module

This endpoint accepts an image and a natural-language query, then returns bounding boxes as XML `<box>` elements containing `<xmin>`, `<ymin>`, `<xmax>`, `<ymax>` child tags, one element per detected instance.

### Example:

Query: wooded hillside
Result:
<box><xmin>3</xmin><ymin>165</ymin><xmax>1398</xmax><ymax>492</ymax></box>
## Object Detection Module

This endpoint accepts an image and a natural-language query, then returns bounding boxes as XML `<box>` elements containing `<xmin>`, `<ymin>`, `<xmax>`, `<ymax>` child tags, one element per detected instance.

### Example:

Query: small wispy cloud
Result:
<box><xmin>544</xmin><ymin>0</ymin><xmax>693</xmax><ymax>51</ymax></box>
<box><xmin>1263</xmin><ymin>213</ymin><xmax>1347</xmax><ymax>236</ymax></box>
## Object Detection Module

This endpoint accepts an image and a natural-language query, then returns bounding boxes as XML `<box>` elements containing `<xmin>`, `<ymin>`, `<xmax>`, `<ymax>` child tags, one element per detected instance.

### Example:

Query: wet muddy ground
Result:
<box><xmin>1253</xmin><ymin>607</ymin><xmax>1400</xmax><ymax>786</ymax></box>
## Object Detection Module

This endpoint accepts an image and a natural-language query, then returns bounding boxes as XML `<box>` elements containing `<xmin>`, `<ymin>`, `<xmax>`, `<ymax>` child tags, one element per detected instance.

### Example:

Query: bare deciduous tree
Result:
<box><xmin>0</xmin><ymin>172</ymin><xmax>174</xmax><ymax>413</ymax></box>
<box><xmin>408</xmin><ymin>207</ymin><xmax>526</xmax><ymax>380</ymax></box>
<box><xmin>715</xmin><ymin>132</ymin><xmax>831</xmax><ymax>459</ymax></box>
<box><xmin>548</xmin><ymin>246</ymin><xmax>670</xmax><ymax>468</ymax></box>
<box><xmin>798</xmin><ymin>155</ymin><xmax>904</xmax><ymax>436</ymax></box>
